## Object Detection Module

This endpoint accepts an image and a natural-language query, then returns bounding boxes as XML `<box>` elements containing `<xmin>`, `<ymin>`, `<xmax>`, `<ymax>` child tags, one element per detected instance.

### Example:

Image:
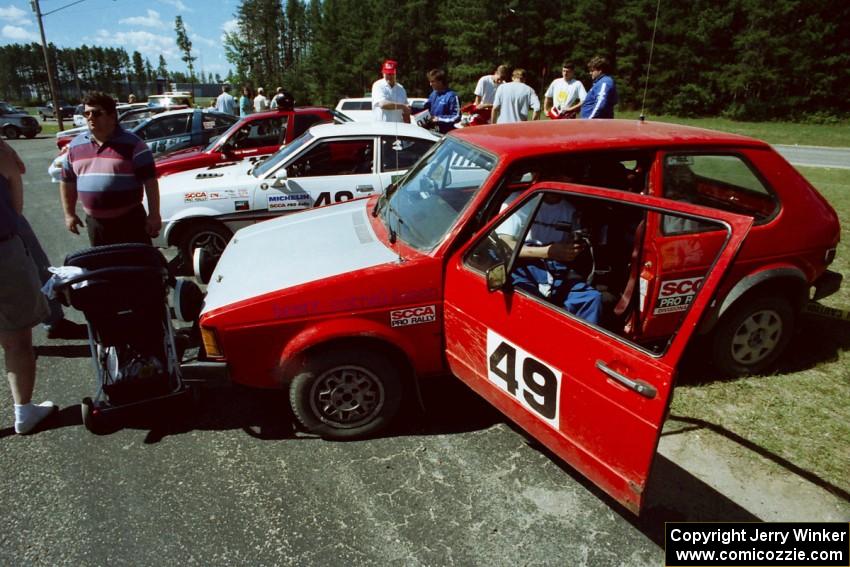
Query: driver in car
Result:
<box><xmin>498</xmin><ymin>193</ymin><xmax>603</xmax><ymax>324</ymax></box>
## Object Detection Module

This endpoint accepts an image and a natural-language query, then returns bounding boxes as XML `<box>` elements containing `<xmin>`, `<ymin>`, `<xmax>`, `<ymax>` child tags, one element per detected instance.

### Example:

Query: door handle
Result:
<box><xmin>595</xmin><ymin>360</ymin><xmax>657</xmax><ymax>399</ymax></box>
<box><xmin>355</xmin><ymin>185</ymin><xmax>374</xmax><ymax>193</ymax></box>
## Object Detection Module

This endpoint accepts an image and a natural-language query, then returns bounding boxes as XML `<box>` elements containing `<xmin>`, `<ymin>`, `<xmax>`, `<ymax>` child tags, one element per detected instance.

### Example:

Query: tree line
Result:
<box><xmin>225</xmin><ymin>0</ymin><xmax>850</xmax><ymax>121</ymax></box>
<box><xmin>0</xmin><ymin>43</ymin><xmax>225</xmax><ymax>104</ymax></box>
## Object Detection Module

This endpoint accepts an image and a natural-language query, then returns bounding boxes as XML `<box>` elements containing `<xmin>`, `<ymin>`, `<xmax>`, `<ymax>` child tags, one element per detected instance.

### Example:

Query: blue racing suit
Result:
<box><xmin>425</xmin><ymin>89</ymin><xmax>461</xmax><ymax>133</ymax></box>
<box><xmin>580</xmin><ymin>74</ymin><xmax>617</xmax><ymax>119</ymax></box>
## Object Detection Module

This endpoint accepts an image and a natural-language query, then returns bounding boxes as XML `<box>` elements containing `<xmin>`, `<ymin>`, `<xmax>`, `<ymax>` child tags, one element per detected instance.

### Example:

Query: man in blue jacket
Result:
<box><xmin>424</xmin><ymin>69</ymin><xmax>460</xmax><ymax>133</ymax></box>
<box><xmin>581</xmin><ymin>56</ymin><xmax>617</xmax><ymax>119</ymax></box>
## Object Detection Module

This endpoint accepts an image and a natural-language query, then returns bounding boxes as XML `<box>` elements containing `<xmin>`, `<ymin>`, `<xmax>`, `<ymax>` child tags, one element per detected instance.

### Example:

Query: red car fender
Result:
<box><xmin>697</xmin><ymin>262</ymin><xmax>808</xmax><ymax>334</ymax></box>
<box><xmin>277</xmin><ymin>316</ymin><xmax>419</xmax><ymax>379</ymax></box>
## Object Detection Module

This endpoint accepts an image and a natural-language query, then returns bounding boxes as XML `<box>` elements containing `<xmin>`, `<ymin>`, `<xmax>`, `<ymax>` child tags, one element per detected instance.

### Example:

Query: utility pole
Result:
<box><xmin>31</xmin><ymin>0</ymin><xmax>65</xmax><ymax>131</ymax></box>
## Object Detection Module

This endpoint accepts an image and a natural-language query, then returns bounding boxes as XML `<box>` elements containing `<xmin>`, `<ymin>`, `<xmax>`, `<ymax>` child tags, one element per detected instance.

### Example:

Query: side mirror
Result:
<box><xmin>271</xmin><ymin>176</ymin><xmax>287</xmax><ymax>189</ymax></box>
<box><xmin>486</xmin><ymin>263</ymin><xmax>507</xmax><ymax>292</ymax></box>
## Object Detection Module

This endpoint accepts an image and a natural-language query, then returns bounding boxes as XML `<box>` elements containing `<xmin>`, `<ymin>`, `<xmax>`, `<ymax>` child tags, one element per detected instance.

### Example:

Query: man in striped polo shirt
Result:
<box><xmin>60</xmin><ymin>92</ymin><xmax>160</xmax><ymax>246</ymax></box>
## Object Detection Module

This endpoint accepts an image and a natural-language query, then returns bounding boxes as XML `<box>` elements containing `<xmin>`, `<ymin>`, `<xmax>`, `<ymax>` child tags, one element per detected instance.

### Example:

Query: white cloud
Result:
<box><xmin>221</xmin><ymin>19</ymin><xmax>238</xmax><ymax>34</ymax></box>
<box><xmin>190</xmin><ymin>32</ymin><xmax>216</xmax><ymax>48</ymax></box>
<box><xmin>2</xmin><ymin>24</ymin><xmax>37</xmax><ymax>41</ymax></box>
<box><xmin>91</xmin><ymin>28</ymin><xmax>178</xmax><ymax>59</ymax></box>
<box><xmin>159</xmin><ymin>0</ymin><xmax>192</xmax><ymax>12</ymax></box>
<box><xmin>0</xmin><ymin>5</ymin><xmax>29</xmax><ymax>25</ymax></box>
<box><xmin>119</xmin><ymin>9</ymin><xmax>165</xmax><ymax>29</ymax></box>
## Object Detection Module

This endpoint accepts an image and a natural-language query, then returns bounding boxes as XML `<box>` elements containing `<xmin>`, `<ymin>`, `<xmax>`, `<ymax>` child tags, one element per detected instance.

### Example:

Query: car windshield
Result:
<box><xmin>378</xmin><ymin>137</ymin><xmax>496</xmax><ymax>251</ymax></box>
<box><xmin>0</xmin><ymin>102</ymin><xmax>15</xmax><ymax>113</ymax></box>
<box><xmin>331</xmin><ymin>109</ymin><xmax>353</xmax><ymax>123</ymax></box>
<box><xmin>252</xmin><ymin>131</ymin><xmax>313</xmax><ymax>177</ymax></box>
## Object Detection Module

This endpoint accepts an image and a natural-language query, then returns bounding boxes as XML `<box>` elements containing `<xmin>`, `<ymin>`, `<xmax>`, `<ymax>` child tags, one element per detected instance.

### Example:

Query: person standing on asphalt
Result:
<box><xmin>60</xmin><ymin>92</ymin><xmax>161</xmax><ymax>247</ymax></box>
<box><xmin>544</xmin><ymin>61</ymin><xmax>587</xmax><ymax>119</ymax></box>
<box><xmin>0</xmin><ymin>139</ymin><xmax>86</xmax><ymax>340</ymax></box>
<box><xmin>214</xmin><ymin>84</ymin><xmax>237</xmax><ymax>115</ymax></box>
<box><xmin>424</xmin><ymin>69</ymin><xmax>461</xmax><ymax>133</ymax></box>
<box><xmin>0</xmin><ymin>146</ymin><xmax>58</xmax><ymax>435</ymax></box>
<box><xmin>491</xmin><ymin>68</ymin><xmax>541</xmax><ymax>124</ymax></box>
<box><xmin>474</xmin><ymin>65</ymin><xmax>510</xmax><ymax>109</ymax></box>
<box><xmin>239</xmin><ymin>85</ymin><xmax>253</xmax><ymax>117</ymax></box>
<box><xmin>269</xmin><ymin>86</ymin><xmax>294</xmax><ymax>110</ymax></box>
<box><xmin>371</xmin><ymin>59</ymin><xmax>410</xmax><ymax>123</ymax></box>
<box><xmin>253</xmin><ymin>87</ymin><xmax>269</xmax><ymax>113</ymax></box>
<box><xmin>580</xmin><ymin>56</ymin><xmax>618</xmax><ymax>119</ymax></box>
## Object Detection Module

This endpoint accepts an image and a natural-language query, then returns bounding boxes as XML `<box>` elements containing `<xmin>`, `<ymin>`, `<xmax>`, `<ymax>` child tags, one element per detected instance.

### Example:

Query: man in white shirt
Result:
<box><xmin>473</xmin><ymin>65</ymin><xmax>509</xmax><ymax>108</ymax></box>
<box><xmin>544</xmin><ymin>61</ymin><xmax>587</xmax><ymax>119</ymax></box>
<box><xmin>491</xmin><ymin>68</ymin><xmax>541</xmax><ymax>124</ymax></box>
<box><xmin>371</xmin><ymin>59</ymin><xmax>410</xmax><ymax>123</ymax></box>
<box><xmin>253</xmin><ymin>87</ymin><xmax>269</xmax><ymax>113</ymax></box>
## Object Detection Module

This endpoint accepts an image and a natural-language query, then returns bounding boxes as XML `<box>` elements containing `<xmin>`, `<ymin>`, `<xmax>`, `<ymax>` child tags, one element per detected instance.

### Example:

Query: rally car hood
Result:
<box><xmin>159</xmin><ymin>160</ymin><xmax>255</xmax><ymax>194</ymax></box>
<box><xmin>202</xmin><ymin>199</ymin><xmax>397</xmax><ymax>314</ymax></box>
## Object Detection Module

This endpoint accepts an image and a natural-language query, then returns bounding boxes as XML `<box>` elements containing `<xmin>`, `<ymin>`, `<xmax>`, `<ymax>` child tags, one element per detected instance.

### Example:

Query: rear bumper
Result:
<box><xmin>812</xmin><ymin>269</ymin><xmax>843</xmax><ymax>301</ymax></box>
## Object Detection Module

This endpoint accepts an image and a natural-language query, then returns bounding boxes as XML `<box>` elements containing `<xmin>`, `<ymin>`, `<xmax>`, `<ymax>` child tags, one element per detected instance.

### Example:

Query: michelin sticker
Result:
<box><xmin>654</xmin><ymin>276</ymin><xmax>704</xmax><ymax>314</ymax></box>
<box><xmin>268</xmin><ymin>193</ymin><xmax>310</xmax><ymax>210</ymax></box>
<box><xmin>390</xmin><ymin>305</ymin><xmax>436</xmax><ymax>327</ymax></box>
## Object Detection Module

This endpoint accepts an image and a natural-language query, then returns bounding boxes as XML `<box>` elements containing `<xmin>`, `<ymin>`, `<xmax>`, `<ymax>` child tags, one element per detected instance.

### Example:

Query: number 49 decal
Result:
<box><xmin>486</xmin><ymin>330</ymin><xmax>562</xmax><ymax>430</ymax></box>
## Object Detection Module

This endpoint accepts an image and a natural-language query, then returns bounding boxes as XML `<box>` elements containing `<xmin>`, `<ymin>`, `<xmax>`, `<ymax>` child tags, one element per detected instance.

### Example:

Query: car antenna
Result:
<box><xmin>639</xmin><ymin>0</ymin><xmax>662</xmax><ymax>123</ymax></box>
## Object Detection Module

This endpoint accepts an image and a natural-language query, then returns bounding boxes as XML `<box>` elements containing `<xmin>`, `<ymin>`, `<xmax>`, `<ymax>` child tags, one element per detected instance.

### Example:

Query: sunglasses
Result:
<box><xmin>83</xmin><ymin>109</ymin><xmax>105</xmax><ymax>118</ymax></box>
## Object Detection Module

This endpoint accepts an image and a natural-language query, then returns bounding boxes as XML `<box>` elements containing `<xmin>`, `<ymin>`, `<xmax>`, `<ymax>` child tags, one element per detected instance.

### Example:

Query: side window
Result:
<box><xmin>288</xmin><ymin>139</ymin><xmax>374</xmax><ymax>177</ymax></box>
<box><xmin>662</xmin><ymin>153</ymin><xmax>776</xmax><ymax>235</ymax></box>
<box><xmin>464</xmin><ymin>191</ymin><xmax>730</xmax><ymax>354</ymax></box>
<box><xmin>142</xmin><ymin>114</ymin><xmax>191</xmax><ymax>139</ymax></box>
<box><xmin>232</xmin><ymin>118</ymin><xmax>284</xmax><ymax>149</ymax></box>
<box><xmin>381</xmin><ymin>136</ymin><xmax>434</xmax><ymax>172</ymax></box>
<box><xmin>292</xmin><ymin>114</ymin><xmax>325</xmax><ymax>139</ymax></box>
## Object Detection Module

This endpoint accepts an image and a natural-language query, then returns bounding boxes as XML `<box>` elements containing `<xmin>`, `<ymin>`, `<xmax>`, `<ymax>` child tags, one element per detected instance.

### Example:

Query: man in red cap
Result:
<box><xmin>371</xmin><ymin>59</ymin><xmax>410</xmax><ymax>123</ymax></box>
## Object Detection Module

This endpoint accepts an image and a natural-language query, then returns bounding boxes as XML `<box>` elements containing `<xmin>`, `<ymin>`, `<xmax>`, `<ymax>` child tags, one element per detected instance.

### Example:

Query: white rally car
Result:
<box><xmin>155</xmin><ymin>121</ymin><xmax>439</xmax><ymax>260</ymax></box>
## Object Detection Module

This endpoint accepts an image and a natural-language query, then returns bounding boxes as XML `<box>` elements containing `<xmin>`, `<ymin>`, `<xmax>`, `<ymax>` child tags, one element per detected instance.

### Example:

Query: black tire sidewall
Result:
<box><xmin>711</xmin><ymin>296</ymin><xmax>795</xmax><ymax>376</ymax></box>
<box><xmin>4</xmin><ymin>126</ymin><xmax>19</xmax><ymax>139</ymax></box>
<box><xmin>289</xmin><ymin>349</ymin><xmax>403</xmax><ymax>439</ymax></box>
<box><xmin>178</xmin><ymin>220</ymin><xmax>232</xmax><ymax>260</ymax></box>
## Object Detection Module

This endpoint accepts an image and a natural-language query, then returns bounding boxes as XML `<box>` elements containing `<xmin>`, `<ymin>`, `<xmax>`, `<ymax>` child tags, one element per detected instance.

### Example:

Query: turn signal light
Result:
<box><xmin>200</xmin><ymin>326</ymin><xmax>223</xmax><ymax>359</ymax></box>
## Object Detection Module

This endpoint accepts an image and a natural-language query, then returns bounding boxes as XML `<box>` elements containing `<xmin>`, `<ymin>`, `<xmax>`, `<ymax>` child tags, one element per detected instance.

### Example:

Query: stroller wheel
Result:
<box><xmin>81</xmin><ymin>397</ymin><xmax>109</xmax><ymax>434</ymax></box>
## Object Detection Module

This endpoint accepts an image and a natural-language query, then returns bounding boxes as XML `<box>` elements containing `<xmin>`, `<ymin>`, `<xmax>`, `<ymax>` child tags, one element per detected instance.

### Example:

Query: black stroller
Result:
<box><xmin>54</xmin><ymin>243</ymin><xmax>191</xmax><ymax>433</ymax></box>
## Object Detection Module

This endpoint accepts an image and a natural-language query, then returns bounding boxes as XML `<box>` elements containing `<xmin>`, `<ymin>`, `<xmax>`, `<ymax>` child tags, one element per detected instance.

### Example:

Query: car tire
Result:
<box><xmin>289</xmin><ymin>349</ymin><xmax>403</xmax><ymax>440</ymax></box>
<box><xmin>711</xmin><ymin>295</ymin><xmax>794</xmax><ymax>377</ymax></box>
<box><xmin>3</xmin><ymin>125</ymin><xmax>20</xmax><ymax>140</ymax></box>
<box><xmin>25</xmin><ymin>131</ymin><xmax>37</xmax><ymax>139</ymax></box>
<box><xmin>176</xmin><ymin>220</ymin><xmax>232</xmax><ymax>269</ymax></box>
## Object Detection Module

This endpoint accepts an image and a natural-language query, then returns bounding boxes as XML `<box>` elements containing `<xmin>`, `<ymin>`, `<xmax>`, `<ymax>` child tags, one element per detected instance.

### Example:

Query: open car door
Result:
<box><xmin>443</xmin><ymin>183</ymin><xmax>753</xmax><ymax>514</ymax></box>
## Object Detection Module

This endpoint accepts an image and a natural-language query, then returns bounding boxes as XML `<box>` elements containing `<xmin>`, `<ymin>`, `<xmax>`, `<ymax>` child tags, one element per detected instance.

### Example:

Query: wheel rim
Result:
<box><xmin>188</xmin><ymin>230</ymin><xmax>228</xmax><ymax>258</ymax></box>
<box><xmin>309</xmin><ymin>365</ymin><xmax>385</xmax><ymax>429</ymax></box>
<box><xmin>729</xmin><ymin>308</ymin><xmax>783</xmax><ymax>366</ymax></box>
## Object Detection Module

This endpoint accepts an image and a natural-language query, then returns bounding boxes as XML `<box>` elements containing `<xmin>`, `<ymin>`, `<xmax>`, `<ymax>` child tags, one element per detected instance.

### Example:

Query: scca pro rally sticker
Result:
<box><xmin>654</xmin><ymin>276</ymin><xmax>704</xmax><ymax>314</ymax></box>
<box><xmin>184</xmin><ymin>191</ymin><xmax>208</xmax><ymax>202</ymax></box>
<box><xmin>389</xmin><ymin>305</ymin><xmax>436</xmax><ymax>327</ymax></box>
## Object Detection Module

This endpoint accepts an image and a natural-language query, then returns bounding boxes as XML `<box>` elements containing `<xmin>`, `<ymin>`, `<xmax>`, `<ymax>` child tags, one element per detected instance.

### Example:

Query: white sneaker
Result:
<box><xmin>15</xmin><ymin>401</ymin><xmax>58</xmax><ymax>435</ymax></box>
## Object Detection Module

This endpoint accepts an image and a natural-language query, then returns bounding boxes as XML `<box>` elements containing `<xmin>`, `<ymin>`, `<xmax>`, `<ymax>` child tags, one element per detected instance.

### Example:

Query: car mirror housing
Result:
<box><xmin>486</xmin><ymin>263</ymin><xmax>507</xmax><ymax>292</ymax></box>
<box><xmin>271</xmin><ymin>176</ymin><xmax>287</xmax><ymax>188</ymax></box>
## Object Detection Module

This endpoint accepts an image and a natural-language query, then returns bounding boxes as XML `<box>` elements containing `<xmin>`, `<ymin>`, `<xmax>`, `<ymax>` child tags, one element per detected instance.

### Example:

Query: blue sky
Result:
<box><xmin>0</xmin><ymin>0</ymin><xmax>239</xmax><ymax>77</ymax></box>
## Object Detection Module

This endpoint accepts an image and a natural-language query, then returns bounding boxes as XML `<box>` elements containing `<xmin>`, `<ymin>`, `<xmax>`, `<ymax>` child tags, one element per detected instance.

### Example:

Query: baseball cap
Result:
<box><xmin>382</xmin><ymin>60</ymin><xmax>398</xmax><ymax>74</ymax></box>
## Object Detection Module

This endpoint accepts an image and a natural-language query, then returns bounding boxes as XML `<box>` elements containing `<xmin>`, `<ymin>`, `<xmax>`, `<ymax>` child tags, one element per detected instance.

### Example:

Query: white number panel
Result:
<box><xmin>486</xmin><ymin>330</ymin><xmax>562</xmax><ymax>430</ymax></box>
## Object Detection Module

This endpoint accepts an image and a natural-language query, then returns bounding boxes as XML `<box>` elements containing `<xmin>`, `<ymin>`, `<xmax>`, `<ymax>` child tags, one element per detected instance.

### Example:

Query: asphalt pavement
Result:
<box><xmin>1</xmin><ymin>135</ymin><xmax>847</xmax><ymax>567</ymax></box>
